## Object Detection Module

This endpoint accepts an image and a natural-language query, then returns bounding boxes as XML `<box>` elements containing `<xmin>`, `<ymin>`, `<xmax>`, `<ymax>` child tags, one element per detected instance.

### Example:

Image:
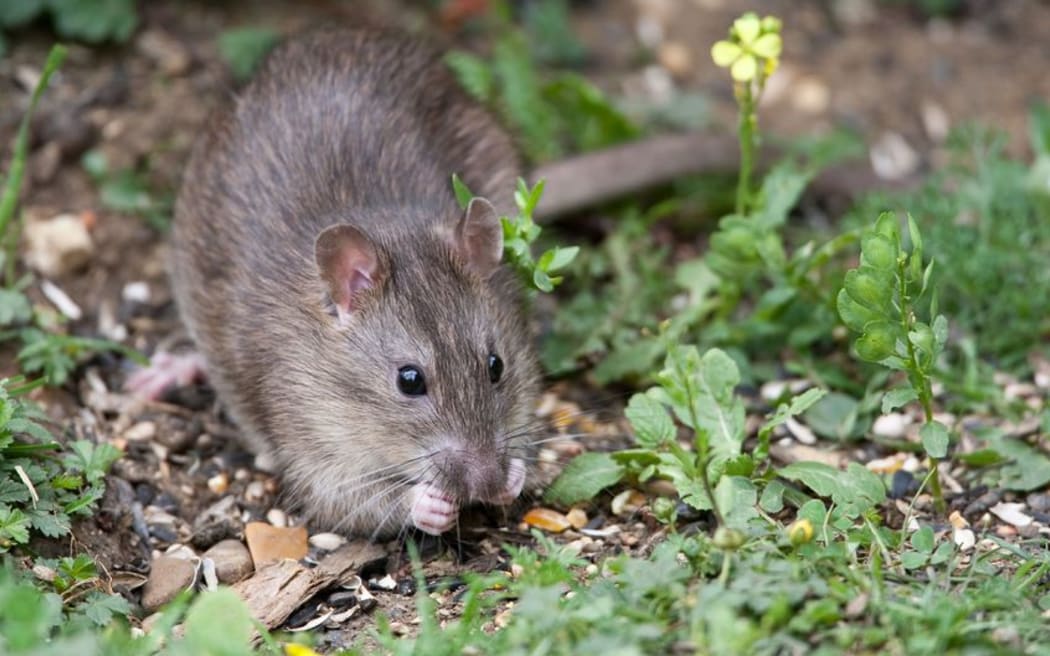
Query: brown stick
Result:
<box><xmin>530</xmin><ymin>132</ymin><xmax>918</xmax><ymax>221</ymax></box>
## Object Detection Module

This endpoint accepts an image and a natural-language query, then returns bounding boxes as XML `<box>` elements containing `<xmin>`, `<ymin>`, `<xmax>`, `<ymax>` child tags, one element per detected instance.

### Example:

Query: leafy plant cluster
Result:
<box><xmin>0</xmin><ymin>378</ymin><xmax>121</xmax><ymax>551</ymax></box>
<box><xmin>452</xmin><ymin>175</ymin><xmax>578</xmax><ymax>294</ymax></box>
<box><xmin>445</xmin><ymin>3</ymin><xmax>638</xmax><ymax>163</ymax></box>
<box><xmin>372</xmin><ymin>525</ymin><xmax>1049</xmax><ymax>655</ymax></box>
<box><xmin>854</xmin><ymin>110</ymin><xmax>1050</xmax><ymax>369</ymax></box>
<box><xmin>0</xmin><ymin>0</ymin><xmax>137</xmax><ymax>54</ymax></box>
<box><xmin>1</xmin><ymin>46</ymin><xmax>143</xmax><ymax>386</ymax></box>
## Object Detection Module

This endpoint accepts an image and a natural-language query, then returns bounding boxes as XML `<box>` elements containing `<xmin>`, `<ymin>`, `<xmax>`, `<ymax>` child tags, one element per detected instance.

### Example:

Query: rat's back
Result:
<box><xmin>169</xmin><ymin>28</ymin><xmax>521</xmax><ymax>450</ymax></box>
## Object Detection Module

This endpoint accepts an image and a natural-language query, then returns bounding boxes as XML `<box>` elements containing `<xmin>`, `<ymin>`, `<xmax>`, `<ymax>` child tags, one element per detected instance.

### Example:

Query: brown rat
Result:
<box><xmin>161</xmin><ymin>28</ymin><xmax>541</xmax><ymax>538</ymax></box>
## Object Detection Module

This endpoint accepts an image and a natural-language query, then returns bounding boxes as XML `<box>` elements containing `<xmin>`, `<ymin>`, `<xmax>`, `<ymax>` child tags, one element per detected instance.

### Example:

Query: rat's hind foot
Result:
<box><xmin>124</xmin><ymin>351</ymin><xmax>207</xmax><ymax>400</ymax></box>
<box><xmin>409</xmin><ymin>482</ymin><xmax>459</xmax><ymax>535</ymax></box>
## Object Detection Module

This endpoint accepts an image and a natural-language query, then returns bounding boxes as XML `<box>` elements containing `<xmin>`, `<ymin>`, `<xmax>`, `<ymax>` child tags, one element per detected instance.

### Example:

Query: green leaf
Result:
<box><xmin>803</xmin><ymin>392</ymin><xmax>859</xmax><ymax>441</ymax></box>
<box><xmin>218</xmin><ymin>27</ymin><xmax>279</xmax><ymax>81</ymax></box>
<box><xmin>451</xmin><ymin>173</ymin><xmax>474</xmax><ymax>209</ymax></box>
<box><xmin>625</xmin><ymin>393</ymin><xmax>676</xmax><ymax>448</ymax></box>
<box><xmin>843</xmin><ymin>267</ymin><xmax>894</xmax><ymax>314</ymax></box>
<box><xmin>445</xmin><ymin>50</ymin><xmax>494</xmax><ymax>101</ymax></box>
<box><xmin>81</xmin><ymin>591</ymin><xmax>131</xmax><ymax>626</ymax></box>
<box><xmin>544</xmin><ymin>453</ymin><xmax>624</xmax><ymax>505</ymax></box>
<box><xmin>874</xmin><ymin>211</ymin><xmax>900</xmax><ymax>242</ymax></box>
<box><xmin>48</xmin><ymin>0</ymin><xmax>137</xmax><ymax>43</ymax></box>
<box><xmin>779</xmin><ymin>461</ymin><xmax>884</xmax><ymax>516</ymax></box>
<box><xmin>836</xmin><ymin>289</ymin><xmax>884</xmax><ymax>333</ymax></box>
<box><xmin>0</xmin><ymin>505</ymin><xmax>31</xmax><ymax>547</ymax></box>
<box><xmin>881</xmin><ymin>387</ymin><xmax>918</xmax><ymax>413</ymax></box>
<box><xmin>0</xmin><ymin>0</ymin><xmax>45</xmax><ymax>28</ymax></box>
<box><xmin>178</xmin><ymin>588</ymin><xmax>255</xmax><ymax>655</ymax></box>
<box><xmin>900</xmin><ymin>550</ymin><xmax>928</xmax><ymax>570</ymax></box>
<box><xmin>1030</xmin><ymin>103</ymin><xmax>1050</xmax><ymax>156</ymax></box>
<box><xmin>760</xmin><ymin>388</ymin><xmax>827</xmax><ymax>436</ymax></box>
<box><xmin>912</xmin><ymin>527</ymin><xmax>936</xmax><ymax>554</ymax></box>
<box><xmin>715</xmin><ymin>476</ymin><xmax>758</xmax><ymax>529</ymax></box>
<box><xmin>544</xmin><ymin>246</ymin><xmax>579</xmax><ymax>272</ymax></box>
<box><xmin>63</xmin><ymin>441</ymin><xmax>122</xmax><ymax>482</ymax></box>
<box><xmin>0</xmin><ymin>289</ymin><xmax>32</xmax><ymax>326</ymax></box>
<box><xmin>855</xmin><ymin>322</ymin><xmax>898</xmax><ymax>362</ymax></box>
<box><xmin>919</xmin><ymin>421</ymin><xmax>949</xmax><ymax>459</ymax></box>
<box><xmin>759</xmin><ymin>479</ymin><xmax>785</xmax><ymax>513</ymax></box>
<box><xmin>860</xmin><ymin>232</ymin><xmax>896</xmax><ymax>270</ymax></box>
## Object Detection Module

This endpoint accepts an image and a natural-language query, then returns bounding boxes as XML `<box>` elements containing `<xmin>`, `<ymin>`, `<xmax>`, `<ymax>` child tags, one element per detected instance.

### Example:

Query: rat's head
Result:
<box><xmin>304</xmin><ymin>198</ymin><xmax>541</xmax><ymax>536</ymax></box>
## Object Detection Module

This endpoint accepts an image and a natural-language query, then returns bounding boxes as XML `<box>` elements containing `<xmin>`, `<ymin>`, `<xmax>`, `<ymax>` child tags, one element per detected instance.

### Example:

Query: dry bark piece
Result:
<box><xmin>232</xmin><ymin>541</ymin><xmax>385</xmax><ymax>630</ymax></box>
<box><xmin>244</xmin><ymin>522</ymin><xmax>309</xmax><ymax>565</ymax></box>
<box><xmin>23</xmin><ymin>213</ymin><xmax>94</xmax><ymax>277</ymax></box>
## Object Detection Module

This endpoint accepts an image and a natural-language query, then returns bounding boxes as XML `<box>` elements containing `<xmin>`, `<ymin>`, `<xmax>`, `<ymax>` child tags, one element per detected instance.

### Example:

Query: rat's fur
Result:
<box><xmin>172</xmin><ymin>28</ymin><xmax>541</xmax><ymax>537</ymax></box>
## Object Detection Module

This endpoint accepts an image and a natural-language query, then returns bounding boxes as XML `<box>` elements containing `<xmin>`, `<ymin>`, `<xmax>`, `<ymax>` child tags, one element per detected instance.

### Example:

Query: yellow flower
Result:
<box><xmin>710</xmin><ymin>13</ymin><xmax>783</xmax><ymax>83</ymax></box>
<box><xmin>787</xmin><ymin>519</ymin><xmax>814</xmax><ymax>546</ymax></box>
<box><xmin>285</xmin><ymin>645</ymin><xmax>323</xmax><ymax>656</ymax></box>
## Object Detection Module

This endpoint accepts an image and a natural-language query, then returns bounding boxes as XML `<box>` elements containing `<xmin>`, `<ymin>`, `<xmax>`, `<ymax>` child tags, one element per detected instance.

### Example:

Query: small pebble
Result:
<box><xmin>202</xmin><ymin>539</ymin><xmax>253</xmax><ymax>583</ymax></box>
<box><xmin>123</xmin><ymin>421</ymin><xmax>157</xmax><ymax>442</ymax></box>
<box><xmin>141</xmin><ymin>556</ymin><xmax>196</xmax><ymax>612</ymax></box>
<box><xmin>610</xmin><ymin>489</ymin><xmax>646</xmax><ymax>517</ymax></box>
<box><xmin>24</xmin><ymin>213</ymin><xmax>94</xmax><ymax>277</ymax></box>
<box><xmin>658</xmin><ymin>42</ymin><xmax>692</xmax><ymax>78</ymax></box>
<box><xmin>207</xmin><ymin>472</ymin><xmax>229</xmax><ymax>495</ymax></box>
<box><xmin>245</xmin><ymin>480</ymin><xmax>266</xmax><ymax>502</ymax></box>
<box><xmin>328</xmin><ymin>590</ymin><xmax>358</xmax><ymax>609</ymax></box>
<box><xmin>397</xmin><ymin>578</ymin><xmax>416</xmax><ymax>596</ymax></box>
<box><xmin>266</xmin><ymin>508</ymin><xmax>288</xmax><ymax>528</ymax></box>
<box><xmin>566</xmin><ymin>508</ymin><xmax>588</xmax><ymax>530</ymax></box>
<box><xmin>870</xmin><ymin>132</ymin><xmax>920</xmax><ymax>181</ymax></box>
<box><xmin>370</xmin><ymin>574</ymin><xmax>397</xmax><ymax>591</ymax></box>
<box><xmin>122</xmin><ymin>281</ymin><xmax>151</xmax><ymax>304</ymax></box>
<box><xmin>309</xmin><ymin>532</ymin><xmax>346</xmax><ymax>551</ymax></box>
<box><xmin>872</xmin><ymin>413</ymin><xmax>911</xmax><ymax>439</ymax></box>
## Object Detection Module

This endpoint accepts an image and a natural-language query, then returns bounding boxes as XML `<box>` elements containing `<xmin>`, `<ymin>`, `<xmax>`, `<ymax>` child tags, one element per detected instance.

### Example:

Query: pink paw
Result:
<box><xmin>493</xmin><ymin>458</ymin><xmax>526</xmax><ymax>506</ymax></box>
<box><xmin>409</xmin><ymin>483</ymin><xmax>458</xmax><ymax>535</ymax></box>
<box><xmin>124</xmin><ymin>351</ymin><xmax>207</xmax><ymax>400</ymax></box>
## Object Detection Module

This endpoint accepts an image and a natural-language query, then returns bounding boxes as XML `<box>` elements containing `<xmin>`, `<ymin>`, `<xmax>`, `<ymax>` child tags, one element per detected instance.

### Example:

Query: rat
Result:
<box><xmin>129</xmin><ymin>28</ymin><xmax>542</xmax><ymax>539</ymax></box>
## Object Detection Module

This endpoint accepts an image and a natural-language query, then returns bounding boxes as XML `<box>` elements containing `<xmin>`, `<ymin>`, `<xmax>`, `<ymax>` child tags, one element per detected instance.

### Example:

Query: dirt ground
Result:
<box><xmin>2</xmin><ymin>0</ymin><xmax>1049</xmax><ymax>649</ymax></box>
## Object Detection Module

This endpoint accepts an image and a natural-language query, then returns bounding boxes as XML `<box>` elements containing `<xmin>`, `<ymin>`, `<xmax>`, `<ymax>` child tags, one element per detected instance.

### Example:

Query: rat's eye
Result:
<box><xmin>487</xmin><ymin>353</ymin><xmax>504</xmax><ymax>384</ymax></box>
<box><xmin>397</xmin><ymin>365</ymin><xmax>427</xmax><ymax>396</ymax></box>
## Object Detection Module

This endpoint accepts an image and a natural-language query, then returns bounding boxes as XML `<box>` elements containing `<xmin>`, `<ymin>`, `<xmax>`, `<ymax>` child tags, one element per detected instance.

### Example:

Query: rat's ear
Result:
<box><xmin>315</xmin><ymin>224</ymin><xmax>382</xmax><ymax>321</ymax></box>
<box><xmin>454</xmin><ymin>197</ymin><xmax>503</xmax><ymax>278</ymax></box>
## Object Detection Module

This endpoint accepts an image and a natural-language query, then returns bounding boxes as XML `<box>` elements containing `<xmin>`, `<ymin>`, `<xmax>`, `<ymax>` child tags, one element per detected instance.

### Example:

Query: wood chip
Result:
<box><xmin>989</xmin><ymin>502</ymin><xmax>1033</xmax><ymax>528</ymax></box>
<box><xmin>232</xmin><ymin>541</ymin><xmax>384</xmax><ymax>630</ymax></box>
<box><xmin>244</xmin><ymin>522</ymin><xmax>308</xmax><ymax>566</ymax></box>
<box><xmin>523</xmin><ymin>508</ymin><xmax>572</xmax><ymax>533</ymax></box>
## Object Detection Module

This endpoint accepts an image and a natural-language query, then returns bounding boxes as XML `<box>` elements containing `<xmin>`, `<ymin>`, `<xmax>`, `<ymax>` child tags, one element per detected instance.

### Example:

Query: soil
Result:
<box><xmin>2</xmin><ymin>0</ymin><xmax>1049</xmax><ymax>650</ymax></box>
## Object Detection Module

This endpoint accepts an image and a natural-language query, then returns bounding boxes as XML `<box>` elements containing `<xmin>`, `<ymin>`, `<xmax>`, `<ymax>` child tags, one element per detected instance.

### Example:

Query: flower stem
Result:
<box><xmin>735</xmin><ymin>83</ymin><xmax>756</xmax><ymax>215</ymax></box>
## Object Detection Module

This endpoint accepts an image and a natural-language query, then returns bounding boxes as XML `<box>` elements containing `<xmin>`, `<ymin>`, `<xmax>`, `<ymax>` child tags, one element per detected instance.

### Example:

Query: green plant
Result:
<box><xmin>855</xmin><ymin>112</ymin><xmax>1050</xmax><ymax>369</ymax></box>
<box><xmin>710</xmin><ymin>12</ymin><xmax>782</xmax><ymax>214</ymax></box>
<box><xmin>0</xmin><ymin>46</ymin><xmax>145</xmax><ymax>386</ymax></box>
<box><xmin>0</xmin><ymin>0</ymin><xmax>136</xmax><ymax>54</ymax></box>
<box><xmin>445</xmin><ymin>14</ymin><xmax>637</xmax><ymax>162</ymax></box>
<box><xmin>837</xmin><ymin>211</ymin><xmax>948</xmax><ymax>513</ymax></box>
<box><xmin>81</xmin><ymin>149</ymin><xmax>173</xmax><ymax>231</ymax></box>
<box><xmin>0</xmin><ymin>377</ymin><xmax>121</xmax><ymax>551</ymax></box>
<box><xmin>218</xmin><ymin>27</ymin><xmax>280</xmax><ymax>82</ymax></box>
<box><xmin>452</xmin><ymin>175</ymin><xmax>578</xmax><ymax>294</ymax></box>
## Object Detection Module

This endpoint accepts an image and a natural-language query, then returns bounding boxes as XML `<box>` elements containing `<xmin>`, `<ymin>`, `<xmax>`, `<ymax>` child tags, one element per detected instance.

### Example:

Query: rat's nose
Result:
<box><xmin>443</xmin><ymin>453</ymin><xmax>505</xmax><ymax>502</ymax></box>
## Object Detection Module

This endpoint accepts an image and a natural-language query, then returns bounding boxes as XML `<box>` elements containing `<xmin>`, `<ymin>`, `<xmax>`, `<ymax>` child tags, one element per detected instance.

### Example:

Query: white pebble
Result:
<box><xmin>266</xmin><ymin>508</ymin><xmax>288</xmax><ymax>527</ymax></box>
<box><xmin>872</xmin><ymin>413</ymin><xmax>911</xmax><ymax>439</ymax></box>
<box><xmin>122</xmin><ymin>281</ymin><xmax>151</xmax><ymax>304</ymax></box>
<box><xmin>308</xmin><ymin>532</ymin><xmax>346</xmax><ymax>551</ymax></box>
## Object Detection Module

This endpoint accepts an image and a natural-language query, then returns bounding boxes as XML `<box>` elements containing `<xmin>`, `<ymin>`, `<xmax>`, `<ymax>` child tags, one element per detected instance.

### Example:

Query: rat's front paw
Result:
<box><xmin>493</xmin><ymin>458</ymin><xmax>526</xmax><ymax>506</ymax></box>
<box><xmin>409</xmin><ymin>482</ymin><xmax>458</xmax><ymax>535</ymax></box>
